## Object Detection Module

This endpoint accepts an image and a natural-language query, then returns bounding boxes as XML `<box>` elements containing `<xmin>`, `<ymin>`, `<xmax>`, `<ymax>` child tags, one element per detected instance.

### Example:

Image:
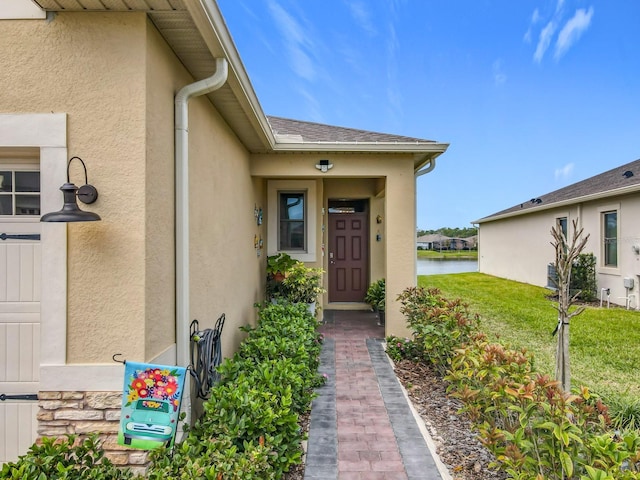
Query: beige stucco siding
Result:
<box><xmin>384</xmin><ymin>165</ymin><xmax>416</xmax><ymax>337</ymax></box>
<box><xmin>0</xmin><ymin>12</ymin><xmax>264</xmax><ymax>364</ymax></box>
<box><xmin>188</xmin><ymin>97</ymin><xmax>264</xmax><ymax>358</ymax></box>
<box><xmin>579</xmin><ymin>194</ymin><xmax>640</xmax><ymax>303</ymax></box>
<box><xmin>478</xmin><ymin>209</ymin><xmax>567</xmax><ymax>287</ymax></box>
<box><xmin>252</xmin><ymin>153</ymin><xmax>417</xmax><ymax>336</ymax></box>
<box><xmin>0</xmin><ymin>12</ymin><xmax>148</xmax><ymax>362</ymax></box>
<box><xmin>478</xmin><ymin>192</ymin><xmax>640</xmax><ymax>307</ymax></box>
<box><xmin>144</xmin><ymin>20</ymin><xmax>187</xmax><ymax>360</ymax></box>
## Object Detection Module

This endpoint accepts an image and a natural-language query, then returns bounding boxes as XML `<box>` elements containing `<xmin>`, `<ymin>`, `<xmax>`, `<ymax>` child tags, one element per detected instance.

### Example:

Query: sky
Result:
<box><xmin>217</xmin><ymin>0</ymin><xmax>640</xmax><ymax>230</ymax></box>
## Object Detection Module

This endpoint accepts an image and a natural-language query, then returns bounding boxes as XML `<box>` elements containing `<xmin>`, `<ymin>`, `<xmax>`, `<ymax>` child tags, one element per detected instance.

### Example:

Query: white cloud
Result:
<box><xmin>492</xmin><ymin>59</ymin><xmax>507</xmax><ymax>85</ymax></box>
<box><xmin>268</xmin><ymin>0</ymin><xmax>317</xmax><ymax>81</ymax></box>
<box><xmin>346</xmin><ymin>0</ymin><xmax>376</xmax><ymax>36</ymax></box>
<box><xmin>534</xmin><ymin>20</ymin><xmax>556</xmax><ymax>63</ymax></box>
<box><xmin>523</xmin><ymin>8</ymin><xmax>541</xmax><ymax>44</ymax></box>
<box><xmin>555</xmin><ymin>163</ymin><xmax>574</xmax><ymax>181</ymax></box>
<box><xmin>554</xmin><ymin>7</ymin><xmax>594</xmax><ymax>60</ymax></box>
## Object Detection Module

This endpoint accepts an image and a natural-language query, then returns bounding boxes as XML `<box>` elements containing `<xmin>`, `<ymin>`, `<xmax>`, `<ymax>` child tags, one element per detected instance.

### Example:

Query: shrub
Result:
<box><xmin>397</xmin><ymin>287</ymin><xmax>479</xmax><ymax>375</ymax></box>
<box><xmin>146</xmin><ymin>302</ymin><xmax>323</xmax><ymax>479</ymax></box>
<box><xmin>365</xmin><ymin>279</ymin><xmax>386</xmax><ymax>311</ymax></box>
<box><xmin>396</xmin><ymin>286</ymin><xmax>640</xmax><ymax>479</ymax></box>
<box><xmin>0</xmin><ymin>434</ymin><xmax>135</xmax><ymax>480</ymax></box>
<box><xmin>570</xmin><ymin>252</ymin><xmax>597</xmax><ymax>302</ymax></box>
<box><xmin>385</xmin><ymin>336</ymin><xmax>424</xmax><ymax>363</ymax></box>
<box><xmin>146</xmin><ymin>435</ymin><xmax>274</xmax><ymax>480</ymax></box>
<box><xmin>606</xmin><ymin>396</ymin><xmax>640</xmax><ymax>433</ymax></box>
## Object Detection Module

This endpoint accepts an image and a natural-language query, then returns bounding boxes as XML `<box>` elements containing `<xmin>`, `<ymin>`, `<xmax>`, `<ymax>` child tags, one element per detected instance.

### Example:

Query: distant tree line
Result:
<box><xmin>417</xmin><ymin>227</ymin><xmax>478</xmax><ymax>238</ymax></box>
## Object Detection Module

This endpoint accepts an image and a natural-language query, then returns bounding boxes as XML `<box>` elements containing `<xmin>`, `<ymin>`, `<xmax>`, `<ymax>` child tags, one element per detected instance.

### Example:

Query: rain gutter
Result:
<box><xmin>175</xmin><ymin>57</ymin><xmax>228</xmax><ymax>422</ymax></box>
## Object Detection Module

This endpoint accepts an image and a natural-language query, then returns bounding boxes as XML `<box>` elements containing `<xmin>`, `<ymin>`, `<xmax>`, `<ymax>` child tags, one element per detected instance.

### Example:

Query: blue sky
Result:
<box><xmin>217</xmin><ymin>0</ymin><xmax>640</xmax><ymax>230</ymax></box>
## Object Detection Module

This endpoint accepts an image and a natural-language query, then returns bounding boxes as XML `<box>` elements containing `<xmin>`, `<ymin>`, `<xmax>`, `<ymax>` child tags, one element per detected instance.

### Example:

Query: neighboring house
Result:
<box><xmin>475</xmin><ymin>159</ymin><xmax>640</xmax><ymax>309</ymax></box>
<box><xmin>0</xmin><ymin>0</ymin><xmax>448</xmax><ymax>465</ymax></box>
<box><xmin>417</xmin><ymin>233</ymin><xmax>451</xmax><ymax>250</ymax></box>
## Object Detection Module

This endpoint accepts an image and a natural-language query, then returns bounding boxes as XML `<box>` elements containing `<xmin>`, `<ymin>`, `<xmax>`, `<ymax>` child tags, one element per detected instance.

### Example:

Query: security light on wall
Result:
<box><xmin>315</xmin><ymin>159</ymin><xmax>333</xmax><ymax>173</ymax></box>
<box><xmin>41</xmin><ymin>156</ymin><xmax>101</xmax><ymax>222</ymax></box>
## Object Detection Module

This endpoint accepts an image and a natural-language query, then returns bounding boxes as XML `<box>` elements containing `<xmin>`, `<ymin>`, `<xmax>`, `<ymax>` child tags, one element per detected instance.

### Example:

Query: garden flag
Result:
<box><xmin>118</xmin><ymin>362</ymin><xmax>186</xmax><ymax>450</ymax></box>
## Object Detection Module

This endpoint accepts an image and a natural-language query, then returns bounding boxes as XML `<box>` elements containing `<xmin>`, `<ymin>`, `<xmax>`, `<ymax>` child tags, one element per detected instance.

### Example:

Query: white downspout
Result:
<box><xmin>414</xmin><ymin>156</ymin><xmax>437</xmax><ymax>274</ymax></box>
<box><xmin>415</xmin><ymin>157</ymin><xmax>436</xmax><ymax>177</ymax></box>
<box><xmin>175</xmin><ymin>58</ymin><xmax>228</xmax><ymax>424</ymax></box>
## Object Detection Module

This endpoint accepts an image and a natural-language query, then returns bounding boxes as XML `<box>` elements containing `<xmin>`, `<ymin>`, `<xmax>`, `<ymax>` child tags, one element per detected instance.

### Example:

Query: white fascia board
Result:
<box><xmin>195</xmin><ymin>0</ymin><xmax>276</xmax><ymax>146</ymax></box>
<box><xmin>474</xmin><ymin>183</ymin><xmax>640</xmax><ymax>224</ymax></box>
<box><xmin>0</xmin><ymin>0</ymin><xmax>46</xmax><ymax>19</ymax></box>
<box><xmin>272</xmin><ymin>142</ymin><xmax>450</xmax><ymax>154</ymax></box>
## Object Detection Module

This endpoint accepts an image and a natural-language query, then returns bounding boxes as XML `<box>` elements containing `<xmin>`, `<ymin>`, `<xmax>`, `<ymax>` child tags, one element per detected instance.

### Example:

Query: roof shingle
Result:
<box><xmin>478</xmin><ymin>158</ymin><xmax>640</xmax><ymax>222</ymax></box>
<box><xmin>267</xmin><ymin>116</ymin><xmax>435</xmax><ymax>144</ymax></box>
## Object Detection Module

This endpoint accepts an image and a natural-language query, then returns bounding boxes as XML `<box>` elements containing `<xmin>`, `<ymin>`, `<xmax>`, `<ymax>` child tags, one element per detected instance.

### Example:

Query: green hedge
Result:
<box><xmin>147</xmin><ymin>302</ymin><xmax>324</xmax><ymax>479</ymax></box>
<box><xmin>1</xmin><ymin>302</ymin><xmax>324</xmax><ymax>480</ymax></box>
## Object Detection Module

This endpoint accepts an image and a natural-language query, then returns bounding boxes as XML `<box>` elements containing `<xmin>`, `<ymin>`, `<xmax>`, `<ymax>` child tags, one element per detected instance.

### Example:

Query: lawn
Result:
<box><xmin>417</xmin><ymin>272</ymin><xmax>640</xmax><ymax>403</ymax></box>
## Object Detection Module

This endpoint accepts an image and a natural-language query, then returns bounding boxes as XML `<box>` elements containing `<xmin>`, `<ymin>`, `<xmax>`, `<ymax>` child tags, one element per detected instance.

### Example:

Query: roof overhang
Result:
<box><xmin>474</xmin><ymin>183</ymin><xmax>640</xmax><ymax>224</ymax></box>
<box><xmin>33</xmin><ymin>0</ymin><xmax>275</xmax><ymax>152</ymax></box>
<box><xmin>32</xmin><ymin>0</ymin><xmax>448</xmax><ymax>161</ymax></box>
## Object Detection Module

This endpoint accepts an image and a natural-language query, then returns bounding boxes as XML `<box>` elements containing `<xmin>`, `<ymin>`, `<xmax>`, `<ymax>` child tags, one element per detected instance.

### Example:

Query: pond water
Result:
<box><xmin>417</xmin><ymin>258</ymin><xmax>478</xmax><ymax>276</ymax></box>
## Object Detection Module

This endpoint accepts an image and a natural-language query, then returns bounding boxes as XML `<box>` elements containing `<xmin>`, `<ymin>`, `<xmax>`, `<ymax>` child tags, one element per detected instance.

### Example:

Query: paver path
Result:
<box><xmin>304</xmin><ymin>310</ymin><xmax>445</xmax><ymax>480</ymax></box>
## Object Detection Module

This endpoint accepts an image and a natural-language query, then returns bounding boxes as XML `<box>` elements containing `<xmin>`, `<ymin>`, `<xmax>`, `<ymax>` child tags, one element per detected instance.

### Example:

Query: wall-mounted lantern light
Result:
<box><xmin>41</xmin><ymin>156</ymin><xmax>101</xmax><ymax>222</ymax></box>
<box><xmin>315</xmin><ymin>159</ymin><xmax>333</xmax><ymax>173</ymax></box>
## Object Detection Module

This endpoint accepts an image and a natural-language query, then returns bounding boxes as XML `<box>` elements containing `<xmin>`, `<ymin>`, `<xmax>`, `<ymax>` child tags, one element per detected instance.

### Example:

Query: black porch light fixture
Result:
<box><xmin>40</xmin><ymin>156</ymin><xmax>101</xmax><ymax>222</ymax></box>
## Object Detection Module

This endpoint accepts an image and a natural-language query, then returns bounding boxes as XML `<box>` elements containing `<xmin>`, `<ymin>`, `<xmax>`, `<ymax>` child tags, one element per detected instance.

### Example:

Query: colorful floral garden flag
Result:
<box><xmin>118</xmin><ymin>362</ymin><xmax>186</xmax><ymax>450</ymax></box>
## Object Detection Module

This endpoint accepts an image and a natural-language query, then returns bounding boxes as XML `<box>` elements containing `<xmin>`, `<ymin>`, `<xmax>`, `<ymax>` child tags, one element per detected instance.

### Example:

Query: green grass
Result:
<box><xmin>417</xmin><ymin>249</ymin><xmax>478</xmax><ymax>259</ymax></box>
<box><xmin>417</xmin><ymin>273</ymin><xmax>640</xmax><ymax>403</ymax></box>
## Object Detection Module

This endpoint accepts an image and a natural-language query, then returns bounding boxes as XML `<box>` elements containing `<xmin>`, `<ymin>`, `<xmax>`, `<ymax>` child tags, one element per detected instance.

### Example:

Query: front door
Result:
<box><xmin>0</xmin><ymin>165</ymin><xmax>41</xmax><ymax>464</ymax></box>
<box><xmin>328</xmin><ymin>206</ymin><xmax>369</xmax><ymax>302</ymax></box>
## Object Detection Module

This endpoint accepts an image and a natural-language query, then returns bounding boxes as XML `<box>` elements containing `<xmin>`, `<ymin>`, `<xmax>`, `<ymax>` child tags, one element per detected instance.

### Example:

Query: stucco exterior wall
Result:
<box><xmin>188</xmin><ymin>98</ymin><xmax>263</xmax><ymax>358</ymax></box>
<box><xmin>478</xmin><ymin>209</ymin><xmax>568</xmax><ymax>287</ymax></box>
<box><xmin>0</xmin><ymin>12</ymin><xmax>264</xmax><ymax>365</ymax></box>
<box><xmin>478</xmin><ymin>192</ymin><xmax>640</xmax><ymax>308</ymax></box>
<box><xmin>580</xmin><ymin>193</ymin><xmax>640</xmax><ymax>305</ymax></box>
<box><xmin>251</xmin><ymin>153</ymin><xmax>417</xmax><ymax>336</ymax></box>
<box><xmin>0</xmin><ymin>12</ymin><xmax>148</xmax><ymax>362</ymax></box>
<box><xmin>144</xmin><ymin>20</ymin><xmax>186</xmax><ymax>361</ymax></box>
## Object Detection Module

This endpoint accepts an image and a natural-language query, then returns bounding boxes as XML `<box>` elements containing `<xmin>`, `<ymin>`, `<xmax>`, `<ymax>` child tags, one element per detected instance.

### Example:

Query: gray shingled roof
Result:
<box><xmin>267</xmin><ymin>116</ymin><xmax>435</xmax><ymax>144</ymax></box>
<box><xmin>478</xmin><ymin>158</ymin><xmax>640</xmax><ymax>223</ymax></box>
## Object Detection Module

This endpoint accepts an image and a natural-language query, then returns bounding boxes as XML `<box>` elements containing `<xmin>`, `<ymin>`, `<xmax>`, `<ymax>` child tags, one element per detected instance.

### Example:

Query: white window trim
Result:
<box><xmin>599</xmin><ymin>203</ymin><xmax>620</xmax><ymax>272</ymax></box>
<box><xmin>267</xmin><ymin>180</ymin><xmax>317</xmax><ymax>262</ymax></box>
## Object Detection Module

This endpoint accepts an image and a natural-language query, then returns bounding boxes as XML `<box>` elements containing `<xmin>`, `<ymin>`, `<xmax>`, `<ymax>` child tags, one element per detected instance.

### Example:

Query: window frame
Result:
<box><xmin>0</xmin><ymin>161</ymin><xmax>41</xmax><ymax>218</ymax></box>
<box><xmin>278</xmin><ymin>190</ymin><xmax>307</xmax><ymax>251</ymax></box>
<box><xmin>556</xmin><ymin>216</ymin><xmax>568</xmax><ymax>240</ymax></box>
<box><xmin>267</xmin><ymin>180</ymin><xmax>317</xmax><ymax>262</ymax></box>
<box><xmin>602</xmin><ymin>209</ymin><xmax>618</xmax><ymax>268</ymax></box>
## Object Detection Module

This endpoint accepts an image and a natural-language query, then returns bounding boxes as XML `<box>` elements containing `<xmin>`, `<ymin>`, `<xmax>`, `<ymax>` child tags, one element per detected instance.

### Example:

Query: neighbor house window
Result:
<box><xmin>603</xmin><ymin>211</ymin><xmax>618</xmax><ymax>267</ymax></box>
<box><xmin>279</xmin><ymin>192</ymin><xmax>306</xmax><ymax>251</ymax></box>
<box><xmin>0</xmin><ymin>170</ymin><xmax>40</xmax><ymax>216</ymax></box>
<box><xmin>557</xmin><ymin>217</ymin><xmax>568</xmax><ymax>240</ymax></box>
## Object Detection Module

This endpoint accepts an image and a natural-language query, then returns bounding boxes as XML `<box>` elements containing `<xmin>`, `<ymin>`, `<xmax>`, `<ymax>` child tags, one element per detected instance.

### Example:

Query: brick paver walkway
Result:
<box><xmin>304</xmin><ymin>310</ymin><xmax>446</xmax><ymax>480</ymax></box>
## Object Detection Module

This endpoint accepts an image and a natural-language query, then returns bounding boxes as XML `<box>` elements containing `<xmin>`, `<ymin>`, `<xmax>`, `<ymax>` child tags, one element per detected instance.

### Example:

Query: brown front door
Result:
<box><xmin>328</xmin><ymin>212</ymin><xmax>369</xmax><ymax>302</ymax></box>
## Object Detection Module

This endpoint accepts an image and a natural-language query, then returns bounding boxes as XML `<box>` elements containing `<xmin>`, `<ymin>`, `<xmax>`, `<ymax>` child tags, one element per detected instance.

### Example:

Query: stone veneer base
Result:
<box><xmin>38</xmin><ymin>391</ymin><xmax>149</xmax><ymax>475</ymax></box>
